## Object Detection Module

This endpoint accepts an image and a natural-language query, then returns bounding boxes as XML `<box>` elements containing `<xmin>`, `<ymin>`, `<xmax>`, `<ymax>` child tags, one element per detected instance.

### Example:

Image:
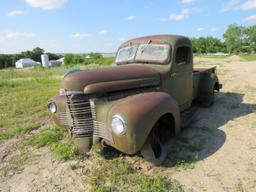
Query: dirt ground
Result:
<box><xmin>0</xmin><ymin>56</ymin><xmax>256</xmax><ymax>192</ymax></box>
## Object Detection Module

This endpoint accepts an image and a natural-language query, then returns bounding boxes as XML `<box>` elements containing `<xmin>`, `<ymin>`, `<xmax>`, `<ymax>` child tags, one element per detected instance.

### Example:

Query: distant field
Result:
<box><xmin>240</xmin><ymin>54</ymin><xmax>256</xmax><ymax>61</ymax></box>
<box><xmin>196</xmin><ymin>54</ymin><xmax>256</xmax><ymax>61</ymax></box>
<box><xmin>195</xmin><ymin>54</ymin><xmax>230</xmax><ymax>59</ymax></box>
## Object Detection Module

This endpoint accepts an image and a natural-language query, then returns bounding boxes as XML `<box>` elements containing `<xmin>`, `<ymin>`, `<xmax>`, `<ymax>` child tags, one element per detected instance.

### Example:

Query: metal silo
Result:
<box><xmin>41</xmin><ymin>54</ymin><xmax>49</xmax><ymax>67</ymax></box>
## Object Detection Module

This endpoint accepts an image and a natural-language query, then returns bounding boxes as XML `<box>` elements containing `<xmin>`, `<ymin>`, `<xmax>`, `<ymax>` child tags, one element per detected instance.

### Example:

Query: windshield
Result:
<box><xmin>115</xmin><ymin>45</ymin><xmax>137</xmax><ymax>63</ymax></box>
<box><xmin>116</xmin><ymin>44</ymin><xmax>170</xmax><ymax>64</ymax></box>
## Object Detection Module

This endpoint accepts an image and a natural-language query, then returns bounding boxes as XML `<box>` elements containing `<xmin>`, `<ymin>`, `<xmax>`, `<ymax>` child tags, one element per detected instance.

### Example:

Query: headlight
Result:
<box><xmin>48</xmin><ymin>102</ymin><xmax>57</xmax><ymax>113</ymax></box>
<box><xmin>111</xmin><ymin>115</ymin><xmax>126</xmax><ymax>134</ymax></box>
<box><xmin>59</xmin><ymin>88</ymin><xmax>66</xmax><ymax>96</ymax></box>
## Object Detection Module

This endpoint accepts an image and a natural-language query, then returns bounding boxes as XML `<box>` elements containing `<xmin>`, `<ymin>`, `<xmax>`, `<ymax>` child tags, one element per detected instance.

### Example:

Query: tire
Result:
<box><xmin>141</xmin><ymin>127</ymin><xmax>167</xmax><ymax>165</ymax></box>
<box><xmin>200</xmin><ymin>88</ymin><xmax>215</xmax><ymax>107</ymax></box>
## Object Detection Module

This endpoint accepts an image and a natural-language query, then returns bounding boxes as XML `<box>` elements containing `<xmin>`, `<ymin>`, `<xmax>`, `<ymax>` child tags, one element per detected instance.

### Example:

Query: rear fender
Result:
<box><xmin>199</xmin><ymin>71</ymin><xmax>220</xmax><ymax>95</ymax></box>
<box><xmin>108</xmin><ymin>92</ymin><xmax>180</xmax><ymax>154</ymax></box>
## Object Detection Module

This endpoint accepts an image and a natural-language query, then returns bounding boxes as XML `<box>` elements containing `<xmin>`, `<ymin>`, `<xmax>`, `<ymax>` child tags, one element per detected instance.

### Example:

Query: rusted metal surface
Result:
<box><xmin>120</xmin><ymin>34</ymin><xmax>190</xmax><ymax>48</ymax></box>
<box><xmin>61</xmin><ymin>65</ymin><xmax>159</xmax><ymax>91</ymax></box>
<box><xmin>107</xmin><ymin>92</ymin><xmax>181</xmax><ymax>154</ymax></box>
<box><xmin>84</xmin><ymin>77</ymin><xmax>160</xmax><ymax>95</ymax></box>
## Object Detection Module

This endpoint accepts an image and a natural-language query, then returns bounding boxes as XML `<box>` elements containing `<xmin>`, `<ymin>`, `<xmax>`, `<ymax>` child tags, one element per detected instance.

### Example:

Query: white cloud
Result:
<box><xmin>211</xmin><ymin>27</ymin><xmax>219</xmax><ymax>32</ymax></box>
<box><xmin>160</xmin><ymin>8</ymin><xmax>202</xmax><ymax>22</ymax></box>
<box><xmin>24</xmin><ymin>0</ymin><xmax>68</xmax><ymax>10</ymax></box>
<box><xmin>240</xmin><ymin>0</ymin><xmax>256</xmax><ymax>10</ymax></box>
<box><xmin>169</xmin><ymin>13</ymin><xmax>188</xmax><ymax>21</ymax></box>
<box><xmin>127</xmin><ymin>15</ymin><xmax>136</xmax><ymax>20</ymax></box>
<box><xmin>6</xmin><ymin>32</ymin><xmax>35</xmax><ymax>38</ymax></box>
<box><xmin>181</xmin><ymin>9</ymin><xmax>190</xmax><ymax>14</ymax></box>
<box><xmin>71</xmin><ymin>33</ymin><xmax>89</xmax><ymax>38</ymax></box>
<box><xmin>243</xmin><ymin>14</ymin><xmax>256</xmax><ymax>22</ymax></box>
<box><xmin>196</xmin><ymin>27</ymin><xmax>205</xmax><ymax>32</ymax></box>
<box><xmin>221</xmin><ymin>0</ymin><xmax>240</xmax><ymax>12</ymax></box>
<box><xmin>99</xmin><ymin>29</ymin><xmax>108</xmax><ymax>35</ymax></box>
<box><xmin>221</xmin><ymin>0</ymin><xmax>256</xmax><ymax>12</ymax></box>
<box><xmin>181</xmin><ymin>0</ymin><xmax>194</xmax><ymax>4</ymax></box>
<box><xmin>119</xmin><ymin>37</ymin><xmax>126</xmax><ymax>42</ymax></box>
<box><xmin>7</xmin><ymin>10</ymin><xmax>25</xmax><ymax>16</ymax></box>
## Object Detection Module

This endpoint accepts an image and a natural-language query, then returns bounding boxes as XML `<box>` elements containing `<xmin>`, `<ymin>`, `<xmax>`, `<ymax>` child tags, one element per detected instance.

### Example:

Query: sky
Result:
<box><xmin>0</xmin><ymin>0</ymin><xmax>255</xmax><ymax>54</ymax></box>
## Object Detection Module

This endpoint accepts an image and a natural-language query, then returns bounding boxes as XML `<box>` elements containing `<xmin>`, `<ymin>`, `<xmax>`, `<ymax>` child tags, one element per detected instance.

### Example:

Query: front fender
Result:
<box><xmin>50</xmin><ymin>95</ymin><xmax>70</xmax><ymax>129</ymax></box>
<box><xmin>107</xmin><ymin>92</ymin><xmax>181</xmax><ymax>154</ymax></box>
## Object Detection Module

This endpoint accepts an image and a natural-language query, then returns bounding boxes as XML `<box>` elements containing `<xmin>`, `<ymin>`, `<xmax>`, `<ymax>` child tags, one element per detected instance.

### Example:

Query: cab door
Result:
<box><xmin>169</xmin><ymin>46</ymin><xmax>193</xmax><ymax>111</ymax></box>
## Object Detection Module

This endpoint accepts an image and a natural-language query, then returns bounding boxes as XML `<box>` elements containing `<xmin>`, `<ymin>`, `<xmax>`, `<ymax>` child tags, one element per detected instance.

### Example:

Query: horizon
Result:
<box><xmin>0</xmin><ymin>0</ymin><xmax>255</xmax><ymax>54</ymax></box>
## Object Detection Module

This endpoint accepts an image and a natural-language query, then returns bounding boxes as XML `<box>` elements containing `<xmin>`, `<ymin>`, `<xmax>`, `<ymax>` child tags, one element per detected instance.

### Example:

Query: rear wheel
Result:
<box><xmin>200</xmin><ymin>88</ymin><xmax>215</xmax><ymax>107</ymax></box>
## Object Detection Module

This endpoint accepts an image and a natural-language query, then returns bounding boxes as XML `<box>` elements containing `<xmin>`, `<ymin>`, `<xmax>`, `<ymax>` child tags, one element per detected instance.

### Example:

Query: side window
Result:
<box><xmin>175</xmin><ymin>46</ymin><xmax>191</xmax><ymax>65</ymax></box>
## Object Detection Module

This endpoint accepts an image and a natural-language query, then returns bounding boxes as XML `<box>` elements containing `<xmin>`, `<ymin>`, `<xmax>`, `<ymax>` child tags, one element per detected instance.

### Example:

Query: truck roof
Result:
<box><xmin>120</xmin><ymin>34</ymin><xmax>191</xmax><ymax>48</ymax></box>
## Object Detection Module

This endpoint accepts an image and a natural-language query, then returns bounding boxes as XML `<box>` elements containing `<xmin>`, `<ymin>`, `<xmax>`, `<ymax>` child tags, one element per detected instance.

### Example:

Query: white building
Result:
<box><xmin>15</xmin><ymin>58</ymin><xmax>39</xmax><ymax>68</ymax></box>
<box><xmin>49</xmin><ymin>57</ymin><xmax>64</xmax><ymax>66</ymax></box>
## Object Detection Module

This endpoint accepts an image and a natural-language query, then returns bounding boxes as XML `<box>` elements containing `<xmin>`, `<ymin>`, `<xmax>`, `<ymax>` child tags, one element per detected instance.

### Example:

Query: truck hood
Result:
<box><xmin>61</xmin><ymin>65</ymin><xmax>160</xmax><ymax>94</ymax></box>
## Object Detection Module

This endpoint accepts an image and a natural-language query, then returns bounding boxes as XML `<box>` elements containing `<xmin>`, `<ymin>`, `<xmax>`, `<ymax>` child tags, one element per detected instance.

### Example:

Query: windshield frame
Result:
<box><xmin>115</xmin><ymin>43</ymin><xmax>172</xmax><ymax>65</ymax></box>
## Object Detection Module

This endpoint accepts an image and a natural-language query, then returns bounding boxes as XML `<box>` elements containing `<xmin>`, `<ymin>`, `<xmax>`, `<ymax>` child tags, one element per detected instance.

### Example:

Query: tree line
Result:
<box><xmin>192</xmin><ymin>24</ymin><xmax>256</xmax><ymax>54</ymax></box>
<box><xmin>0</xmin><ymin>47</ymin><xmax>61</xmax><ymax>69</ymax></box>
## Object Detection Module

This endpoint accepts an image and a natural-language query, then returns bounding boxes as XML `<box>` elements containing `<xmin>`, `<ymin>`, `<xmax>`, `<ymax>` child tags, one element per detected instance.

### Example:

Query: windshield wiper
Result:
<box><xmin>141</xmin><ymin>40</ymin><xmax>152</xmax><ymax>54</ymax></box>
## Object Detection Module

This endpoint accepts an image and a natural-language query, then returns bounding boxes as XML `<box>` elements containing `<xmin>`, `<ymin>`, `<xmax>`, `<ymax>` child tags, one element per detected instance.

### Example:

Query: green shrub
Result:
<box><xmin>64</xmin><ymin>54</ymin><xmax>85</xmax><ymax>65</ymax></box>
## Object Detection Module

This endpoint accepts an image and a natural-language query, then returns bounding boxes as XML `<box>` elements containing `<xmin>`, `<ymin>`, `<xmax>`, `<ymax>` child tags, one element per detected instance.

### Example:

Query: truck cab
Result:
<box><xmin>49</xmin><ymin>35</ymin><xmax>221</xmax><ymax>165</ymax></box>
<box><xmin>115</xmin><ymin>35</ymin><xmax>194</xmax><ymax>111</ymax></box>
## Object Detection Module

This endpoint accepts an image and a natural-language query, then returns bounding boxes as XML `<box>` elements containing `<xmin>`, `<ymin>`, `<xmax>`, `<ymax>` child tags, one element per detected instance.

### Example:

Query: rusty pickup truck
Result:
<box><xmin>48</xmin><ymin>35</ymin><xmax>221</xmax><ymax>165</ymax></box>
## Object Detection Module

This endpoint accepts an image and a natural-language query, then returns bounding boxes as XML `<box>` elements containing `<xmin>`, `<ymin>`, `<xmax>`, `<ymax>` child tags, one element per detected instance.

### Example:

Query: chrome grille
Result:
<box><xmin>67</xmin><ymin>95</ymin><xmax>113</xmax><ymax>143</ymax></box>
<box><xmin>58</xmin><ymin>112</ymin><xmax>71</xmax><ymax>126</ymax></box>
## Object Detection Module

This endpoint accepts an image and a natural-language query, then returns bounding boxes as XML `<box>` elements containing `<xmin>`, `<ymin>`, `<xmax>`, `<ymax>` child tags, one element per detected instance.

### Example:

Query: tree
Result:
<box><xmin>32</xmin><ymin>47</ymin><xmax>45</xmax><ymax>61</ymax></box>
<box><xmin>191</xmin><ymin>37</ymin><xmax>207</xmax><ymax>53</ymax></box>
<box><xmin>47</xmin><ymin>52</ymin><xmax>62</xmax><ymax>60</ymax></box>
<box><xmin>88</xmin><ymin>52</ymin><xmax>103</xmax><ymax>59</ymax></box>
<box><xmin>244</xmin><ymin>25</ymin><xmax>256</xmax><ymax>52</ymax></box>
<box><xmin>205</xmin><ymin>37</ymin><xmax>226</xmax><ymax>53</ymax></box>
<box><xmin>20</xmin><ymin>47</ymin><xmax>45</xmax><ymax>62</ymax></box>
<box><xmin>223</xmin><ymin>24</ymin><xmax>244</xmax><ymax>54</ymax></box>
<box><xmin>64</xmin><ymin>54</ymin><xmax>85</xmax><ymax>65</ymax></box>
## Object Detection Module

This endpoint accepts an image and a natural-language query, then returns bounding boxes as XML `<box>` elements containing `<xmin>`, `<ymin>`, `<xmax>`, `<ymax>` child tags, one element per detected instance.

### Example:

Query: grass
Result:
<box><xmin>26</xmin><ymin>125</ymin><xmax>65</xmax><ymax>148</ymax></box>
<box><xmin>168</xmin><ymin>153</ymin><xmax>199</xmax><ymax>170</ymax></box>
<box><xmin>0</xmin><ymin>170</ymin><xmax>7</xmax><ymax>178</ymax></box>
<box><xmin>83</xmin><ymin>57</ymin><xmax>114</xmax><ymax>66</ymax></box>
<box><xmin>88</xmin><ymin>159</ymin><xmax>184</xmax><ymax>192</ymax></box>
<box><xmin>26</xmin><ymin>125</ymin><xmax>80</xmax><ymax>160</ymax></box>
<box><xmin>0</xmin><ymin>123</ymin><xmax>38</xmax><ymax>140</ymax></box>
<box><xmin>51</xmin><ymin>142</ymin><xmax>79</xmax><ymax>160</ymax></box>
<box><xmin>9</xmin><ymin>152</ymin><xmax>31</xmax><ymax>169</ymax></box>
<box><xmin>234</xmin><ymin>180</ymin><xmax>247</xmax><ymax>192</ymax></box>
<box><xmin>0</xmin><ymin>61</ymin><xmax>111</xmax><ymax>132</ymax></box>
<box><xmin>240</xmin><ymin>54</ymin><xmax>256</xmax><ymax>61</ymax></box>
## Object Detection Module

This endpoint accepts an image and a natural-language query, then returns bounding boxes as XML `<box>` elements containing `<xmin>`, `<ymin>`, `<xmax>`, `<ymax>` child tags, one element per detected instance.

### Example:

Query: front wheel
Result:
<box><xmin>141</xmin><ymin>129</ymin><xmax>167</xmax><ymax>165</ymax></box>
